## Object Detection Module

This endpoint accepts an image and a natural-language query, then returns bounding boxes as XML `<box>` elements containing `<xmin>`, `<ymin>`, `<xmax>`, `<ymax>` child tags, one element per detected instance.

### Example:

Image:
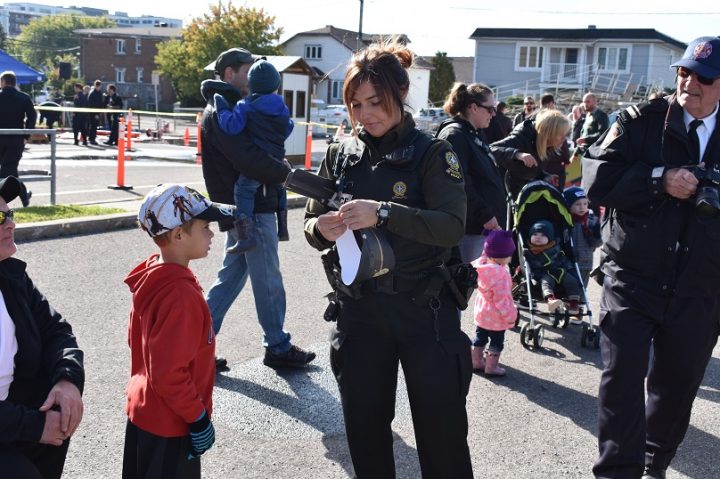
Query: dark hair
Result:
<box><xmin>343</xmin><ymin>39</ymin><xmax>413</xmax><ymax>130</ymax></box>
<box><xmin>107</xmin><ymin>84</ymin><xmax>116</xmax><ymax>93</ymax></box>
<box><xmin>497</xmin><ymin>101</ymin><xmax>507</xmax><ymax>111</ymax></box>
<box><xmin>443</xmin><ymin>82</ymin><xmax>493</xmax><ymax>117</ymax></box>
<box><xmin>73</xmin><ymin>82</ymin><xmax>83</xmax><ymax>89</ymax></box>
<box><xmin>0</xmin><ymin>71</ymin><xmax>17</xmax><ymax>86</ymax></box>
<box><xmin>540</xmin><ymin>93</ymin><xmax>555</xmax><ymax>107</ymax></box>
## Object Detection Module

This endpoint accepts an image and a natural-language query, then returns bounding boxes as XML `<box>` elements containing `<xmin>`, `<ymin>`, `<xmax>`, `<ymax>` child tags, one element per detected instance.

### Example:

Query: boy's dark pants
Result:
<box><xmin>122</xmin><ymin>420</ymin><xmax>200</xmax><ymax>479</ymax></box>
<box><xmin>593</xmin><ymin>275</ymin><xmax>720</xmax><ymax>478</ymax></box>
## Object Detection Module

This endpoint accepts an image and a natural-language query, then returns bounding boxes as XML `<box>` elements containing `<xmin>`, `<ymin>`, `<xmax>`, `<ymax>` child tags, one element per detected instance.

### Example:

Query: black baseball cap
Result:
<box><xmin>0</xmin><ymin>176</ymin><xmax>21</xmax><ymax>203</ymax></box>
<box><xmin>213</xmin><ymin>48</ymin><xmax>258</xmax><ymax>75</ymax></box>
<box><xmin>671</xmin><ymin>36</ymin><xmax>720</xmax><ymax>79</ymax></box>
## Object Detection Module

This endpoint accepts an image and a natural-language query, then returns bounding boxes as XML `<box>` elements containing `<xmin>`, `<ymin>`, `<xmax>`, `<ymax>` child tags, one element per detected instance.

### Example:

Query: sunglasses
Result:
<box><xmin>677</xmin><ymin>66</ymin><xmax>716</xmax><ymax>86</ymax></box>
<box><xmin>477</xmin><ymin>104</ymin><xmax>497</xmax><ymax>114</ymax></box>
<box><xmin>0</xmin><ymin>209</ymin><xmax>14</xmax><ymax>225</ymax></box>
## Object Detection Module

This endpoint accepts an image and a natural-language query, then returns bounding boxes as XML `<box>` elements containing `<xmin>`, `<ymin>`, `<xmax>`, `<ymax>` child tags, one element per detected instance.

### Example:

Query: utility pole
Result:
<box><xmin>357</xmin><ymin>0</ymin><xmax>364</xmax><ymax>51</ymax></box>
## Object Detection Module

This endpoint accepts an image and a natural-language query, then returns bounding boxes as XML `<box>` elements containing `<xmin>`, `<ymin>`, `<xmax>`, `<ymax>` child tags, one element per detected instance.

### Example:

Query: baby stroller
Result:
<box><xmin>510</xmin><ymin>180</ymin><xmax>600</xmax><ymax>350</ymax></box>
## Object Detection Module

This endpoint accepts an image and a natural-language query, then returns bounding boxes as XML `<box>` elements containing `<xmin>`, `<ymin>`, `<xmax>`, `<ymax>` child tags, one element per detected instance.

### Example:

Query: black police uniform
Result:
<box><xmin>105</xmin><ymin>92</ymin><xmax>123</xmax><ymax>145</ymax></box>
<box><xmin>72</xmin><ymin>90</ymin><xmax>88</xmax><ymax>144</ymax></box>
<box><xmin>0</xmin><ymin>85</ymin><xmax>35</xmax><ymax>179</ymax></box>
<box><xmin>304</xmin><ymin>113</ymin><xmax>473</xmax><ymax>478</ymax></box>
<box><xmin>582</xmin><ymin>95</ymin><xmax>720</xmax><ymax>478</ymax></box>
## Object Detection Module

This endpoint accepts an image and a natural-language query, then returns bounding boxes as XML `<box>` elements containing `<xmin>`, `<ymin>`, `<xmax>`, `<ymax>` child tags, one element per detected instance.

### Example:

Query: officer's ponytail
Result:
<box><xmin>444</xmin><ymin>82</ymin><xmax>493</xmax><ymax>118</ymax></box>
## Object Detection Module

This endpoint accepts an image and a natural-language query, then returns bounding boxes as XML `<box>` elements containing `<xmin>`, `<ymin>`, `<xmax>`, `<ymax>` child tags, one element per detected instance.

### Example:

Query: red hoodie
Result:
<box><xmin>124</xmin><ymin>254</ymin><xmax>215</xmax><ymax>437</ymax></box>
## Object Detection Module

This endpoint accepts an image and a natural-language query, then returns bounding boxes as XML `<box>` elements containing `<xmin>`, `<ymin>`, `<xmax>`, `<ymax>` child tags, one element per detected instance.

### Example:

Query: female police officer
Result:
<box><xmin>303</xmin><ymin>41</ymin><xmax>473</xmax><ymax>478</ymax></box>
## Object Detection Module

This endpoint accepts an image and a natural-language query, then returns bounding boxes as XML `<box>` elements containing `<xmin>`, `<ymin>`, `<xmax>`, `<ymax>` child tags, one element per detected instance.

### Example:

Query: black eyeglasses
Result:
<box><xmin>477</xmin><ymin>104</ymin><xmax>497</xmax><ymax>114</ymax></box>
<box><xmin>0</xmin><ymin>209</ymin><xmax>14</xmax><ymax>225</ymax></box>
<box><xmin>677</xmin><ymin>66</ymin><xmax>716</xmax><ymax>86</ymax></box>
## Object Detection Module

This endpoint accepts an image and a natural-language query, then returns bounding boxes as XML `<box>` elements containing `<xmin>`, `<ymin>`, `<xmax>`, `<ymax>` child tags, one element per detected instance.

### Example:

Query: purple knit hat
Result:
<box><xmin>484</xmin><ymin>229</ymin><xmax>516</xmax><ymax>258</ymax></box>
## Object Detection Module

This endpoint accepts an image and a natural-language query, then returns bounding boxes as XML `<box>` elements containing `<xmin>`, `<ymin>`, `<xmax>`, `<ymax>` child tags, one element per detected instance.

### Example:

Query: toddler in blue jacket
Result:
<box><xmin>214</xmin><ymin>59</ymin><xmax>294</xmax><ymax>252</ymax></box>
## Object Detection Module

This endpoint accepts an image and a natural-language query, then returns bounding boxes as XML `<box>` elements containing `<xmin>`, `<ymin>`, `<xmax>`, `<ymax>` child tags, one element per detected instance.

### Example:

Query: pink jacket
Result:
<box><xmin>471</xmin><ymin>255</ymin><xmax>517</xmax><ymax>331</ymax></box>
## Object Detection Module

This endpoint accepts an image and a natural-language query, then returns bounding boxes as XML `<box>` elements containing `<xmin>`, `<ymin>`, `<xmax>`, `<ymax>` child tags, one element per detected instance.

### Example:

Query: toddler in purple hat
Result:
<box><xmin>469</xmin><ymin>229</ymin><xmax>517</xmax><ymax>376</ymax></box>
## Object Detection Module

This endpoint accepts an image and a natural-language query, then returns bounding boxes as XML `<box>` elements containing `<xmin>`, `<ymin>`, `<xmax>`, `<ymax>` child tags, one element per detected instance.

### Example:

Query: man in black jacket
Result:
<box><xmin>86</xmin><ymin>80</ymin><xmax>104</xmax><ymax>145</ymax></box>
<box><xmin>0</xmin><ymin>176</ymin><xmax>84</xmax><ymax>479</ymax></box>
<box><xmin>103</xmin><ymin>84</ymin><xmax>123</xmax><ymax>146</ymax></box>
<box><xmin>200</xmin><ymin>48</ymin><xmax>315</xmax><ymax>370</ymax></box>
<box><xmin>583</xmin><ymin>36</ymin><xmax>720</xmax><ymax>479</ymax></box>
<box><xmin>0</xmin><ymin>71</ymin><xmax>34</xmax><ymax>207</ymax></box>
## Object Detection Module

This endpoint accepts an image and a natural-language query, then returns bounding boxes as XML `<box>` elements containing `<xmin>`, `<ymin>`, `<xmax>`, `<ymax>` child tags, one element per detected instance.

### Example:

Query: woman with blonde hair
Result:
<box><xmin>491</xmin><ymin>108</ymin><xmax>572</xmax><ymax>196</ymax></box>
<box><xmin>304</xmin><ymin>40</ymin><xmax>473</xmax><ymax>478</ymax></box>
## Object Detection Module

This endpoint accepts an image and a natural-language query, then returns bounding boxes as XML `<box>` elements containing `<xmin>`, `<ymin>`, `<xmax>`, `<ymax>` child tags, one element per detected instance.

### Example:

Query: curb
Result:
<box><xmin>15</xmin><ymin>196</ymin><xmax>310</xmax><ymax>242</ymax></box>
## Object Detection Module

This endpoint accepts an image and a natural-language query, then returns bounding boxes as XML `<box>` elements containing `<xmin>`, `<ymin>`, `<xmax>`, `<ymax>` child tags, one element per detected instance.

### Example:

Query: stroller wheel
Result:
<box><xmin>581</xmin><ymin>323</ymin><xmax>591</xmax><ymax>348</ymax></box>
<box><xmin>591</xmin><ymin>327</ymin><xmax>601</xmax><ymax>349</ymax></box>
<box><xmin>552</xmin><ymin>311</ymin><xmax>560</xmax><ymax>328</ymax></box>
<box><xmin>520</xmin><ymin>323</ymin><xmax>532</xmax><ymax>349</ymax></box>
<box><xmin>513</xmin><ymin>310</ymin><xmax>521</xmax><ymax>330</ymax></box>
<box><xmin>532</xmin><ymin>324</ymin><xmax>544</xmax><ymax>349</ymax></box>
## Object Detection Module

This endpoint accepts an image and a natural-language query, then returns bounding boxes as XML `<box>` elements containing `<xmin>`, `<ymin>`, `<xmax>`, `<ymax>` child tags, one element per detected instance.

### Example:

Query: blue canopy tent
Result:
<box><xmin>0</xmin><ymin>49</ymin><xmax>45</xmax><ymax>84</ymax></box>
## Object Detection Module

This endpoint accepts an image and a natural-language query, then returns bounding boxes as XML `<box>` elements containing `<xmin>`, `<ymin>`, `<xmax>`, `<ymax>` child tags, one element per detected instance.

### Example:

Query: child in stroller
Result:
<box><xmin>525</xmin><ymin>220</ymin><xmax>583</xmax><ymax>315</ymax></box>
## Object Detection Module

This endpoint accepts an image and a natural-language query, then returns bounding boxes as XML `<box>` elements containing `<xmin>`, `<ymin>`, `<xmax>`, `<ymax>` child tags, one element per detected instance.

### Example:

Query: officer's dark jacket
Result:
<box><xmin>436</xmin><ymin>117</ymin><xmax>506</xmax><ymax>233</ymax></box>
<box><xmin>0</xmin><ymin>86</ymin><xmax>36</xmax><ymax>143</ymax></box>
<box><xmin>87</xmin><ymin>88</ymin><xmax>104</xmax><ymax>109</ymax></box>
<box><xmin>73</xmin><ymin>91</ymin><xmax>88</xmax><ymax>117</ymax></box>
<box><xmin>200</xmin><ymin>79</ymin><xmax>291</xmax><ymax>231</ymax></box>
<box><xmin>583</xmin><ymin>94</ymin><xmax>720</xmax><ymax>297</ymax></box>
<box><xmin>0</xmin><ymin>257</ymin><xmax>84</xmax><ymax>444</ymax></box>
<box><xmin>304</xmin><ymin>113</ymin><xmax>467</xmax><ymax>275</ymax></box>
<box><xmin>104</xmin><ymin>93</ymin><xmax>123</xmax><ymax>119</ymax></box>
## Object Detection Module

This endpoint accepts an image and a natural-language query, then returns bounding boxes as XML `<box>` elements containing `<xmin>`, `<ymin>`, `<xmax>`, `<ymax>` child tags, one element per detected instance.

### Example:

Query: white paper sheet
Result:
<box><xmin>336</xmin><ymin>229</ymin><xmax>362</xmax><ymax>285</ymax></box>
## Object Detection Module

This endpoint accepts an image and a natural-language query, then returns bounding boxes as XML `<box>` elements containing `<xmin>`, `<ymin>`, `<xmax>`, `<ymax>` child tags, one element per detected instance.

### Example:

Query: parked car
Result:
<box><xmin>414</xmin><ymin>107</ymin><xmax>448</xmax><ymax>132</ymax></box>
<box><xmin>313</xmin><ymin>104</ymin><xmax>350</xmax><ymax>132</ymax></box>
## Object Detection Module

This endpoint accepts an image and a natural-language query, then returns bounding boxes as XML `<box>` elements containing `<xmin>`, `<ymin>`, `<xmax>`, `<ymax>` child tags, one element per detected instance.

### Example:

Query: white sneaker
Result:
<box><xmin>569</xmin><ymin>316</ymin><xmax>583</xmax><ymax>325</ymax></box>
<box><xmin>547</xmin><ymin>298</ymin><xmax>563</xmax><ymax>313</ymax></box>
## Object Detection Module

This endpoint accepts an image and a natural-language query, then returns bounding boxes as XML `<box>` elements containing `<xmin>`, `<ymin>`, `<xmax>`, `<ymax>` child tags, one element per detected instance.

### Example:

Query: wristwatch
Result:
<box><xmin>376</xmin><ymin>202</ymin><xmax>391</xmax><ymax>228</ymax></box>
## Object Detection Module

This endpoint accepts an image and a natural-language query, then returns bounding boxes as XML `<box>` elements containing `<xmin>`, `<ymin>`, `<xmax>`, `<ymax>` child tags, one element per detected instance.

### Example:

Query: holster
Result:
<box><xmin>321</xmin><ymin>249</ymin><xmax>362</xmax><ymax>300</ymax></box>
<box><xmin>412</xmin><ymin>261</ymin><xmax>478</xmax><ymax>311</ymax></box>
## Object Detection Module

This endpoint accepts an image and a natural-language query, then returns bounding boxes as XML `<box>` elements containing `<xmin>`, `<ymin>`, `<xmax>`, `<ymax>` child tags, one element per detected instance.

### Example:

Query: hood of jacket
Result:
<box><xmin>200</xmin><ymin>79</ymin><xmax>242</xmax><ymax>104</ymax></box>
<box><xmin>124</xmin><ymin>255</ymin><xmax>198</xmax><ymax>313</ymax></box>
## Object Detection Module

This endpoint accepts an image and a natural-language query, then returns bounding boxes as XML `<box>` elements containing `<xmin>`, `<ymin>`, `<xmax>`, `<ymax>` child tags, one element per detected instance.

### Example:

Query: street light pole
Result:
<box><xmin>357</xmin><ymin>0</ymin><xmax>364</xmax><ymax>51</ymax></box>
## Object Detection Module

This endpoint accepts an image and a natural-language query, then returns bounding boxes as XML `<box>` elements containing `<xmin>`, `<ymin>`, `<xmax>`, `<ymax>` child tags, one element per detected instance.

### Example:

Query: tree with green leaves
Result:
<box><xmin>9</xmin><ymin>15</ymin><xmax>114</xmax><ymax>71</ymax></box>
<box><xmin>156</xmin><ymin>1</ymin><xmax>283</xmax><ymax>105</ymax></box>
<box><xmin>0</xmin><ymin>24</ymin><xmax>7</xmax><ymax>51</ymax></box>
<box><xmin>428</xmin><ymin>52</ymin><xmax>456</xmax><ymax>106</ymax></box>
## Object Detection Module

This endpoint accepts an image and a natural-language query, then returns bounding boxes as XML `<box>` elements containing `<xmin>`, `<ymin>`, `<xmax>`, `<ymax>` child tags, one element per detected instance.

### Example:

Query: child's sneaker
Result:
<box><xmin>547</xmin><ymin>295</ymin><xmax>563</xmax><ymax>313</ymax></box>
<box><xmin>227</xmin><ymin>214</ymin><xmax>257</xmax><ymax>253</ymax></box>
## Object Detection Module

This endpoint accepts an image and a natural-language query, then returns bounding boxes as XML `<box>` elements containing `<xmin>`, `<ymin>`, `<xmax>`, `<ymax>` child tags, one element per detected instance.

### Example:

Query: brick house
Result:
<box><xmin>75</xmin><ymin>26</ymin><xmax>180</xmax><ymax>111</ymax></box>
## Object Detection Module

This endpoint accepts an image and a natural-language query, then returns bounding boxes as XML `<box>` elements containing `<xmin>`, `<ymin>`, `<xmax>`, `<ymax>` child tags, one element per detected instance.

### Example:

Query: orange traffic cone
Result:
<box><xmin>183</xmin><ymin>127</ymin><xmax>190</xmax><ymax>147</ymax></box>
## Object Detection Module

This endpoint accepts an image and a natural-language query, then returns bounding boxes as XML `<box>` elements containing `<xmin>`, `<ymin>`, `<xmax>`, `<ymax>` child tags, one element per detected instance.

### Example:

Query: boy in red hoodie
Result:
<box><xmin>122</xmin><ymin>183</ymin><xmax>234</xmax><ymax>479</ymax></box>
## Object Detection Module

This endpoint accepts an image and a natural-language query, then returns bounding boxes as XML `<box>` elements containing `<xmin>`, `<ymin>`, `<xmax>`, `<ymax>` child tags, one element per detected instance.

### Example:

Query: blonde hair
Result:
<box><xmin>443</xmin><ymin>82</ymin><xmax>493</xmax><ymax>117</ymax></box>
<box><xmin>534</xmin><ymin>109</ymin><xmax>571</xmax><ymax>162</ymax></box>
<box><xmin>343</xmin><ymin>38</ymin><xmax>413</xmax><ymax>133</ymax></box>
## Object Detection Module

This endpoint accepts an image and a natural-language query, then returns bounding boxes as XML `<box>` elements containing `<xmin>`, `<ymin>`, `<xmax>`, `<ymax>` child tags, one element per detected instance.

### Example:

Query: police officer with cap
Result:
<box><xmin>304</xmin><ymin>40</ymin><xmax>473</xmax><ymax>478</ymax></box>
<box><xmin>583</xmin><ymin>36</ymin><xmax>720</xmax><ymax>479</ymax></box>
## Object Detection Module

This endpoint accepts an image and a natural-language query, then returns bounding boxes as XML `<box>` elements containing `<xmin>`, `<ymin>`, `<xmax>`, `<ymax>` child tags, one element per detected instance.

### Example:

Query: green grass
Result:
<box><xmin>14</xmin><ymin>205</ymin><xmax>127</xmax><ymax>223</ymax></box>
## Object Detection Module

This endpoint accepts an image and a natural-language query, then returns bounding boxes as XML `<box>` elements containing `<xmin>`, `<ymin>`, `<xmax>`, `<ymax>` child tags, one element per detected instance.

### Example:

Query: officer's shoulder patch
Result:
<box><xmin>599</xmin><ymin>122</ymin><xmax>623</xmax><ymax>150</ymax></box>
<box><xmin>444</xmin><ymin>150</ymin><xmax>463</xmax><ymax>180</ymax></box>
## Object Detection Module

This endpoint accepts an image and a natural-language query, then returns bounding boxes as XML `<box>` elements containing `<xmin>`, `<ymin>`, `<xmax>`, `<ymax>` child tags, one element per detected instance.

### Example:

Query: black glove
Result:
<box><xmin>188</xmin><ymin>410</ymin><xmax>215</xmax><ymax>459</ymax></box>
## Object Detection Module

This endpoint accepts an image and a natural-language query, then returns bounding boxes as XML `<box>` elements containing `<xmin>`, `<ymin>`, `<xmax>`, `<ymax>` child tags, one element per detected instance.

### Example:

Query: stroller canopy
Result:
<box><xmin>514</xmin><ymin>180</ymin><xmax>573</xmax><ymax>241</ymax></box>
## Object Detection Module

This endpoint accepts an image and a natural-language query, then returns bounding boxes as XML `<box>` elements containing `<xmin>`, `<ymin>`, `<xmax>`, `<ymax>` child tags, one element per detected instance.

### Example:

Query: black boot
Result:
<box><xmin>277</xmin><ymin>210</ymin><xmax>289</xmax><ymax>241</ymax></box>
<box><xmin>226</xmin><ymin>215</ymin><xmax>257</xmax><ymax>254</ymax></box>
<box><xmin>19</xmin><ymin>183</ymin><xmax>32</xmax><ymax>207</ymax></box>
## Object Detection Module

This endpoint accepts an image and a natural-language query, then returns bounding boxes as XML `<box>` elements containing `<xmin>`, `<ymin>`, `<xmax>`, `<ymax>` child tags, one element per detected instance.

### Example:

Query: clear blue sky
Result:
<box><xmin>55</xmin><ymin>0</ymin><xmax>720</xmax><ymax>56</ymax></box>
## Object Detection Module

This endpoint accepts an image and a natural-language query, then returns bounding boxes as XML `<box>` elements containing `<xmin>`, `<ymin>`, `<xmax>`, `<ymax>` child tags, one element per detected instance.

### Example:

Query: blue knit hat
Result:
<box><xmin>248</xmin><ymin>59</ymin><xmax>281</xmax><ymax>95</ymax></box>
<box><xmin>563</xmin><ymin>186</ymin><xmax>587</xmax><ymax>208</ymax></box>
<box><xmin>529</xmin><ymin>220</ymin><xmax>555</xmax><ymax>240</ymax></box>
<box><xmin>483</xmin><ymin>229</ymin><xmax>516</xmax><ymax>259</ymax></box>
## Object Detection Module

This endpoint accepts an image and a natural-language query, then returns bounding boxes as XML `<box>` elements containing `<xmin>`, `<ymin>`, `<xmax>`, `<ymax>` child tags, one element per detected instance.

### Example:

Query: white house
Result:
<box><xmin>470</xmin><ymin>27</ymin><xmax>687</xmax><ymax>102</ymax></box>
<box><xmin>281</xmin><ymin>25</ymin><xmax>432</xmax><ymax>113</ymax></box>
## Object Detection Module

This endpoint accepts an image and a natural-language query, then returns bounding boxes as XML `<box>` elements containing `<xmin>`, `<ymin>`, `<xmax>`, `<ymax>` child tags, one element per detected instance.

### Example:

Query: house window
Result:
<box><xmin>304</xmin><ymin>44</ymin><xmax>322</xmax><ymax>60</ymax></box>
<box><xmin>136</xmin><ymin>67</ymin><xmax>144</xmax><ymax>83</ymax></box>
<box><xmin>116</xmin><ymin>39</ymin><xmax>126</xmax><ymax>55</ymax></box>
<box><xmin>115</xmin><ymin>68</ymin><xmax>126</xmax><ymax>83</ymax></box>
<box><xmin>284</xmin><ymin>90</ymin><xmax>294</xmax><ymax>115</ymax></box>
<box><xmin>135</xmin><ymin>38</ymin><xmax>141</xmax><ymax>54</ymax></box>
<box><xmin>331</xmin><ymin>80</ymin><xmax>343</xmax><ymax>102</ymax></box>
<box><xmin>516</xmin><ymin>45</ymin><xmax>544</xmax><ymax>70</ymax></box>
<box><xmin>596</xmin><ymin>45</ymin><xmax>631</xmax><ymax>72</ymax></box>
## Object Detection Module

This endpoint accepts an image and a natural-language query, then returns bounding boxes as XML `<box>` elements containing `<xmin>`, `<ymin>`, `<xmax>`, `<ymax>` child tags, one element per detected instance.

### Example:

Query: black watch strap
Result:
<box><xmin>376</xmin><ymin>202</ymin><xmax>391</xmax><ymax>228</ymax></box>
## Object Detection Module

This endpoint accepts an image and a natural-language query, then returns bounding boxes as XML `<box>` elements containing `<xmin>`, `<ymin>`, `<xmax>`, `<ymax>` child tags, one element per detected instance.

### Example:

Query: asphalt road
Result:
<box><xmin>16</xmin><ymin>209</ymin><xmax>720</xmax><ymax>478</ymax></box>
